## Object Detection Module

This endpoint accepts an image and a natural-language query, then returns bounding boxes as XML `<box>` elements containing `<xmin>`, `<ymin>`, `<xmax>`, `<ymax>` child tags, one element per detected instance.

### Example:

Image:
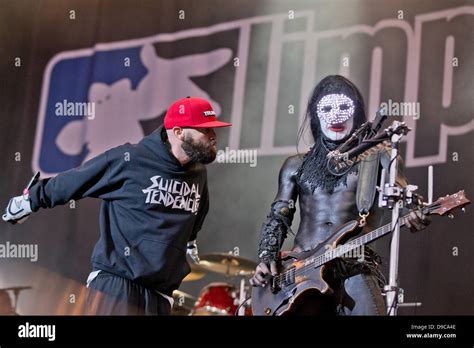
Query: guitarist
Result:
<box><xmin>249</xmin><ymin>75</ymin><xmax>430</xmax><ymax>315</ymax></box>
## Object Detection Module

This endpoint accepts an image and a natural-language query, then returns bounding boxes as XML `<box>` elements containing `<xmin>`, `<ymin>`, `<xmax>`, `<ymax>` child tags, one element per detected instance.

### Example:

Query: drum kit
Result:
<box><xmin>0</xmin><ymin>286</ymin><xmax>31</xmax><ymax>315</ymax></box>
<box><xmin>172</xmin><ymin>253</ymin><xmax>256</xmax><ymax>316</ymax></box>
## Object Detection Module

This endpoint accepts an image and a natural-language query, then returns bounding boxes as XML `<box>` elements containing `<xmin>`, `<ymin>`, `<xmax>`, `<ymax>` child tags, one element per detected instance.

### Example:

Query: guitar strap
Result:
<box><xmin>356</xmin><ymin>145</ymin><xmax>408</xmax><ymax>216</ymax></box>
<box><xmin>356</xmin><ymin>152</ymin><xmax>381</xmax><ymax>215</ymax></box>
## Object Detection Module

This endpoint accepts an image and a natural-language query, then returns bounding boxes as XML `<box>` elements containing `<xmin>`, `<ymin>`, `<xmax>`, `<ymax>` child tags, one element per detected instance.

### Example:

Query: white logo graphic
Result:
<box><xmin>203</xmin><ymin>110</ymin><xmax>216</xmax><ymax>117</ymax></box>
<box><xmin>142</xmin><ymin>176</ymin><xmax>201</xmax><ymax>214</ymax></box>
<box><xmin>55</xmin><ymin>45</ymin><xmax>231</xmax><ymax>163</ymax></box>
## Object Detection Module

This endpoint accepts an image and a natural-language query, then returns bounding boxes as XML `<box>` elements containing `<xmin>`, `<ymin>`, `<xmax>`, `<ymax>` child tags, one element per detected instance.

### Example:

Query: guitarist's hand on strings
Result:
<box><xmin>405</xmin><ymin>208</ymin><xmax>431</xmax><ymax>233</ymax></box>
<box><xmin>250</xmin><ymin>261</ymin><xmax>277</xmax><ymax>287</ymax></box>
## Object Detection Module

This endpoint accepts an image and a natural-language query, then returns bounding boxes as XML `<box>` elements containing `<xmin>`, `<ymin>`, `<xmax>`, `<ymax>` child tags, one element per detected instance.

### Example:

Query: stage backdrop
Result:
<box><xmin>0</xmin><ymin>0</ymin><xmax>472</xmax><ymax>315</ymax></box>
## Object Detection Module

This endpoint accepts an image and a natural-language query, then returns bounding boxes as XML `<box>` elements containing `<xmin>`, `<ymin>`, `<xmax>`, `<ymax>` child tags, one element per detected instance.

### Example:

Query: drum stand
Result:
<box><xmin>238</xmin><ymin>277</ymin><xmax>246</xmax><ymax>316</ymax></box>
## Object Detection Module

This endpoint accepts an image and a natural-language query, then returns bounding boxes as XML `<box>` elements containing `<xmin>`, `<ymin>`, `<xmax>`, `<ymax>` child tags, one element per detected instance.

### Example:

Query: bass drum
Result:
<box><xmin>192</xmin><ymin>282</ymin><xmax>251</xmax><ymax>316</ymax></box>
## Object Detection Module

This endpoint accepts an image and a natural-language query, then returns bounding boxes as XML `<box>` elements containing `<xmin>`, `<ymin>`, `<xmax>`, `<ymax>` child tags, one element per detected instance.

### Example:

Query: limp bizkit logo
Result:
<box><xmin>142</xmin><ymin>176</ymin><xmax>200</xmax><ymax>214</ymax></box>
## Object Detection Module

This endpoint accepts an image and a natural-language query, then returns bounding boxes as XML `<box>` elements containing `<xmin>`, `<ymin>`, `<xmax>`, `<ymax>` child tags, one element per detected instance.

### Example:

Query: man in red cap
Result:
<box><xmin>164</xmin><ymin>96</ymin><xmax>231</xmax><ymax>167</ymax></box>
<box><xmin>3</xmin><ymin>97</ymin><xmax>231</xmax><ymax>315</ymax></box>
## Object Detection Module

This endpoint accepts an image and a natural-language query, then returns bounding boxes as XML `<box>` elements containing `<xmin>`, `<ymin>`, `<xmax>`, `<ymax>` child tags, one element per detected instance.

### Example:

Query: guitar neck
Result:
<box><xmin>347</xmin><ymin>214</ymin><xmax>411</xmax><ymax>250</ymax></box>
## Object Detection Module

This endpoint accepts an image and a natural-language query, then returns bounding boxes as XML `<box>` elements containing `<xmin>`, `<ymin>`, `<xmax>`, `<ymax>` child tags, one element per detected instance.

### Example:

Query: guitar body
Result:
<box><xmin>252</xmin><ymin>220</ymin><xmax>361</xmax><ymax>316</ymax></box>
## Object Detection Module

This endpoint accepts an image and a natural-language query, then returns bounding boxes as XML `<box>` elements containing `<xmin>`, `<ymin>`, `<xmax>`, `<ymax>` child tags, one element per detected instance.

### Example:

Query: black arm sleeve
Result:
<box><xmin>29</xmin><ymin>150</ymin><xmax>119</xmax><ymax>211</ymax></box>
<box><xmin>257</xmin><ymin>156</ymin><xmax>300</xmax><ymax>263</ymax></box>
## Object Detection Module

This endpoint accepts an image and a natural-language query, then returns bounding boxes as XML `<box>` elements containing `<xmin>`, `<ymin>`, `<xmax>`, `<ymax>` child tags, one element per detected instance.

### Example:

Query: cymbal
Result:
<box><xmin>0</xmin><ymin>286</ymin><xmax>32</xmax><ymax>292</ymax></box>
<box><xmin>172</xmin><ymin>290</ymin><xmax>197</xmax><ymax>303</ymax></box>
<box><xmin>197</xmin><ymin>253</ymin><xmax>257</xmax><ymax>277</ymax></box>
<box><xmin>182</xmin><ymin>263</ymin><xmax>206</xmax><ymax>282</ymax></box>
<box><xmin>172</xmin><ymin>290</ymin><xmax>197</xmax><ymax>315</ymax></box>
<box><xmin>182</xmin><ymin>270</ymin><xmax>206</xmax><ymax>282</ymax></box>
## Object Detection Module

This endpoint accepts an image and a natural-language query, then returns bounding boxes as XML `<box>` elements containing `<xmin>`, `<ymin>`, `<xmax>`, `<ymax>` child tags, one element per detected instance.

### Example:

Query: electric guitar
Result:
<box><xmin>251</xmin><ymin>191</ymin><xmax>470</xmax><ymax>316</ymax></box>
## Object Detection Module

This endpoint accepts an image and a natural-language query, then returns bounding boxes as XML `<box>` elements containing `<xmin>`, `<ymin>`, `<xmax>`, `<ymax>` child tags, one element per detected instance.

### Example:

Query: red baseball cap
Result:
<box><xmin>164</xmin><ymin>97</ymin><xmax>232</xmax><ymax>129</ymax></box>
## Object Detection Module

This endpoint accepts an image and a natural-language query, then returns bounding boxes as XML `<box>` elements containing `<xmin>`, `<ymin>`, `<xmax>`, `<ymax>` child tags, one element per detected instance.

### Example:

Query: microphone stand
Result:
<box><xmin>383</xmin><ymin>130</ymin><xmax>403</xmax><ymax>315</ymax></box>
<box><xmin>379</xmin><ymin>121</ymin><xmax>411</xmax><ymax>315</ymax></box>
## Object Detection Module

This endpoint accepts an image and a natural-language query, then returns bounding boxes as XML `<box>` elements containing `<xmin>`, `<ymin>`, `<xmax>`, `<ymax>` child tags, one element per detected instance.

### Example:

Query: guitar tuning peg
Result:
<box><xmin>448</xmin><ymin>213</ymin><xmax>454</xmax><ymax>219</ymax></box>
<box><xmin>461</xmin><ymin>208</ymin><xmax>466</xmax><ymax>213</ymax></box>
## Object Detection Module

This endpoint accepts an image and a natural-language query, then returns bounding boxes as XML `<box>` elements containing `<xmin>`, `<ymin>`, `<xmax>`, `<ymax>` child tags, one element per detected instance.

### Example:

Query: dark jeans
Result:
<box><xmin>336</xmin><ymin>273</ymin><xmax>386</xmax><ymax>315</ymax></box>
<box><xmin>333</xmin><ymin>248</ymin><xmax>387</xmax><ymax>315</ymax></box>
<box><xmin>85</xmin><ymin>271</ymin><xmax>171</xmax><ymax>315</ymax></box>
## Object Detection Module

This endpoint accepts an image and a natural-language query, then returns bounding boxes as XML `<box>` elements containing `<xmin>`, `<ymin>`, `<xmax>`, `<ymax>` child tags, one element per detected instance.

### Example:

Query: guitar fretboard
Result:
<box><xmin>312</xmin><ymin>215</ymin><xmax>410</xmax><ymax>268</ymax></box>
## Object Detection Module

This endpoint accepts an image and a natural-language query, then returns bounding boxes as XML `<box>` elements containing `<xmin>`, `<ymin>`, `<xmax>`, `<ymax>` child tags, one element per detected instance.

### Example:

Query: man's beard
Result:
<box><xmin>181</xmin><ymin>136</ymin><xmax>217</xmax><ymax>165</ymax></box>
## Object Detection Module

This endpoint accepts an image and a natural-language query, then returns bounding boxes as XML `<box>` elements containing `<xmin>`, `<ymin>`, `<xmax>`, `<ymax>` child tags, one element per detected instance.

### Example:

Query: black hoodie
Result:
<box><xmin>29</xmin><ymin>126</ymin><xmax>209</xmax><ymax>295</ymax></box>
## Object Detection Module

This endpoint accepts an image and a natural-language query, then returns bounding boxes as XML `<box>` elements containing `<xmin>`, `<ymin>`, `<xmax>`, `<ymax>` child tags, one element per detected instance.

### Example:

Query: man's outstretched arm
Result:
<box><xmin>3</xmin><ymin>149</ymin><xmax>122</xmax><ymax>224</ymax></box>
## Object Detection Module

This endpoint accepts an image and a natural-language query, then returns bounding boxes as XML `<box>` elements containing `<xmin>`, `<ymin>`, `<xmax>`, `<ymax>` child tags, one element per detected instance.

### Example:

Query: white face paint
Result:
<box><xmin>317</xmin><ymin>93</ymin><xmax>355</xmax><ymax>141</ymax></box>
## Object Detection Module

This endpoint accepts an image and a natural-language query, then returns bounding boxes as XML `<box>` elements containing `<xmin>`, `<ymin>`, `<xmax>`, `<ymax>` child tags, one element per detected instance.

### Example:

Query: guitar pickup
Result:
<box><xmin>270</xmin><ymin>267</ymin><xmax>296</xmax><ymax>293</ymax></box>
<box><xmin>270</xmin><ymin>277</ymin><xmax>280</xmax><ymax>294</ymax></box>
<box><xmin>281</xmin><ymin>267</ymin><xmax>296</xmax><ymax>287</ymax></box>
<box><xmin>287</xmin><ymin>267</ymin><xmax>296</xmax><ymax>285</ymax></box>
